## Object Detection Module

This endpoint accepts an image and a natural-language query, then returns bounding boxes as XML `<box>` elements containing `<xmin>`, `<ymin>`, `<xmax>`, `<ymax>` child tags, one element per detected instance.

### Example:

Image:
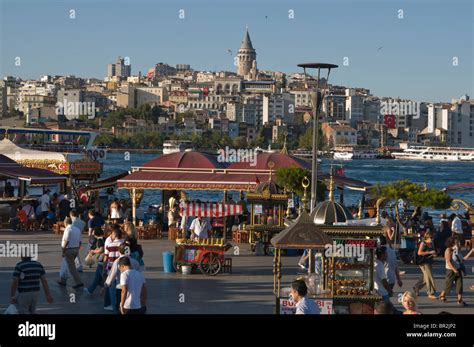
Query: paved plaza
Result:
<box><xmin>0</xmin><ymin>231</ymin><xmax>473</xmax><ymax>314</ymax></box>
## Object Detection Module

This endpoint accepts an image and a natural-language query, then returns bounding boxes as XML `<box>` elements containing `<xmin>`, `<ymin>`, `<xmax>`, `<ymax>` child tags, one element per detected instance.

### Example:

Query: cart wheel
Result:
<box><xmin>199</xmin><ymin>253</ymin><xmax>222</xmax><ymax>276</ymax></box>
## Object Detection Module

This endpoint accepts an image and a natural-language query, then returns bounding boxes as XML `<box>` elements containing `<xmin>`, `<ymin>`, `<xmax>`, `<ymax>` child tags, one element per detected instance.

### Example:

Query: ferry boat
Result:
<box><xmin>391</xmin><ymin>146</ymin><xmax>474</xmax><ymax>161</ymax></box>
<box><xmin>163</xmin><ymin>140</ymin><xmax>193</xmax><ymax>155</ymax></box>
<box><xmin>332</xmin><ymin>146</ymin><xmax>378</xmax><ymax>160</ymax></box>
<box><xmin>0</xmin><ymin>127</ymin><xmax>107</xmax><ymax>161</ymax></box>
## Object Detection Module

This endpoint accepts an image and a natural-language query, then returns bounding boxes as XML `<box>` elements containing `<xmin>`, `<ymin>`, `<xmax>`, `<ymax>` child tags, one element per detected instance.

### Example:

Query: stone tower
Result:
<box><xmin>237</xmin><ymin>28</ymin><xmax>257</xmax><ymax>79</ymax></box>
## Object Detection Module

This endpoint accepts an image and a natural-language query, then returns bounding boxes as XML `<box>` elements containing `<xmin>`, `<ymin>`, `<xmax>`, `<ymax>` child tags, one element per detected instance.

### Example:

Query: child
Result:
<box><xmin>401</xmin><ymin>291</ymin><xmax>421</xmax><ymax>314</ymax></box>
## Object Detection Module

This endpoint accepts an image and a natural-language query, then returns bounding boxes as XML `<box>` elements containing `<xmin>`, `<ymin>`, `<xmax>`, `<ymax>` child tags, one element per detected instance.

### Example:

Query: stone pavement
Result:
<box><xmin>0</xmin><ymin>231</ymin><xmax>473</xmax><ymax>314</ymax></box>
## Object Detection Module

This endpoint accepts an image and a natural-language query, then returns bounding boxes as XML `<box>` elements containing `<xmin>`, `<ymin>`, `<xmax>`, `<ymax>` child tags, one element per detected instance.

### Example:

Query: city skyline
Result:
<box><xmin>0</xmin><ymin>0</ymin><xmax>473</xmax><ymax>103</ymax></box>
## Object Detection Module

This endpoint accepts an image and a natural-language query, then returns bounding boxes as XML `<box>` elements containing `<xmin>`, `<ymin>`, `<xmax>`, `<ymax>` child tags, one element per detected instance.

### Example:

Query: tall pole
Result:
<box><xmin>310</xmin><ymin>68</ymin><xmax>321</xmax><ymax>210</ymax></box>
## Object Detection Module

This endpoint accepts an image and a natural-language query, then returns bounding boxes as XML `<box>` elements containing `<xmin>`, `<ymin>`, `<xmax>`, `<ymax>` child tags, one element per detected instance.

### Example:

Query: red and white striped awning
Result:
<box><xmin>182</xmin><ymin>202</ymin><xmax>243</xmax><ymax>217</ymax></box>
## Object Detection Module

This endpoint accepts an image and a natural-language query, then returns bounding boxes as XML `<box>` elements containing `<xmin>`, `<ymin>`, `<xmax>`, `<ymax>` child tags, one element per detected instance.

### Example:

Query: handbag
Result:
<box><xmin>84</xmin><ymin>253</ymin><xmax>96</xmax><ymax>267</ymax></box>
<box><xmin>59</xmin><ymin>257</ymin><xmax>70</xmax><ymax>279</ymax></box>
<box><xmin>4</xmin><ymin>304</ymin><xmax>18</xmax><ymax>315</ymax></box>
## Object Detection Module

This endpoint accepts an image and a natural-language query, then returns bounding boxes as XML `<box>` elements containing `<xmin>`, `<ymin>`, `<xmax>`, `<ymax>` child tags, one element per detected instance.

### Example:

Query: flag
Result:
<box><xmin>384</xmin><ymin>114</ymin><xmax>396</xmax><ymax>129</ymax></box>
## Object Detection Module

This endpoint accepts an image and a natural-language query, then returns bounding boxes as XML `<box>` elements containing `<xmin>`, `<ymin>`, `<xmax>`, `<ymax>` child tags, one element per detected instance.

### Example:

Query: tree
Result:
<box><xmin>298</xmin><ymin>126</ymin><xmax>324</xmax><ymax>150</ymax></box>
<box><xmin>370</xmin><ymin>180</ymin><xmax>452</xmax><ymax>230</ymax></box>
<box><xmin>233</xmin><ymin>136</ymin><xmax>247</xmax><ymax>149</ymax></box>
<box><xmin>276</xmin><ymin>166</ymin><xmax>326</xmax><ymax>202</ymax></box>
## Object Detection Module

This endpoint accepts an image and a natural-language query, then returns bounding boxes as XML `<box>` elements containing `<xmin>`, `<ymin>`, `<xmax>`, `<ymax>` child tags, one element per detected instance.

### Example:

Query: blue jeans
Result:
<box><xmin>10</xmin><ymin>217</ymin><xmax>19</xmax><ymax>231</ymax></box>
<box><xmin>104</xmin><ymin>279</ymin><xmax>117</xmax><ymax>313</ymax></box>
<box><xmin>382</xmin><ymin>294</ymin><xmax>390</xmax><ymax>303</ymax></box>
<box><xmin>87</xmin><ymin>262</ymin><xmax>103</xmax><ymax>294</ymax></box>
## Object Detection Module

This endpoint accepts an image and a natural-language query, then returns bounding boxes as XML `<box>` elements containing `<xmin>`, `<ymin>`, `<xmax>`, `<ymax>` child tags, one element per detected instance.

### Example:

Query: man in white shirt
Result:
<box><xmin>189</xmin><ymin>216</ymin><xmax>211</xmax><ymax>239</ymax></box>
<box><xmin>374</xmin><ymin>247</ymin><xmax>393</xmax><ymax>302</ymax></box>
<box><xmin>70</xmin><ymin>210</ymin><xmax>85</xmax><ymax>272</ymax></box>
<box><xmin>39</xmin><ymin>190</ymin><xmax>51</xmax><ymax>229</ymax></box>
<box><xmin>290</xmin><ymin>280</ymin><xmax>319</xmax><ymax>314</ymax></box>
<box><xmin>118</xmin><ymin>256</ymin><xmax>147</xmax><ymax>315</ymax></box>
<box><xmin>58</xmin><ymin>217</ymin><xmax>83</xmax><ymax>288</ymax></box>
<box><xmin>451</xmin><ymin>214</ymin><xmax>463</xmax><ymax>237</ymax></box>
<box><xmin>380</xmin><ymin>236</ymin><xmax>403</xmax><ymax>290</ymax></box>
<box><xmin>101</xmin><ymin>245</ymin><xmax>141</xmax><ymax>312</ymax></box>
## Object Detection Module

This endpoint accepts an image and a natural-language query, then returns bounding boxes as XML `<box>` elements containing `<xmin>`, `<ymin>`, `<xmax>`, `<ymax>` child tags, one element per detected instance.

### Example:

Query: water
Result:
<box><xmin>104</xmin><ymin>153</ymin><xmax>474</xmax><ymax>214</ymax></box>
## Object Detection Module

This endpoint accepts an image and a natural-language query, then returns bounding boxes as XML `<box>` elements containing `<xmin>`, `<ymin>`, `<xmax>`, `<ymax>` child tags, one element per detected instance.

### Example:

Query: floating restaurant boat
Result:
<box><xmin>0</xmin><ymin>127</ymin><xmax>107</xmax><ymax>161</ymax></box>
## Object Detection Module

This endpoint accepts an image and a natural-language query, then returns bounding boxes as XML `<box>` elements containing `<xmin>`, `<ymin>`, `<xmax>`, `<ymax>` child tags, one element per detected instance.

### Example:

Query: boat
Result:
<box><xmin>0</xmin><ymin>127</ymin><xmax>107</xmax><ymax>161</ymax></box>
<box><xmin>333</xmin><ymin>151</ymin><xmax>354</xmax><ymax>160</ymax></box>
<box><xmin>163</xmin><ymin>140</ymin><xmax>193</xmax><ymax>154</ymax></box>
<box><xmin>332</xmin><ymin>146</ymin><xmax>378</xmax><ymax>160</ymax></box>
<box><xmin>391</xmin><ymin>146</ymin><xmax>474</xmax><ymax>161</ymax></box>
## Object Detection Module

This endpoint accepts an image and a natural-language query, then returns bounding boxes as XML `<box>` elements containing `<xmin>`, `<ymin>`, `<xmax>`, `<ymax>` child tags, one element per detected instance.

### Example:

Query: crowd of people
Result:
<box><xmin>9</xmin><ymin>189</ymin><xmax>147</xmax><ymax>315</ymax></box>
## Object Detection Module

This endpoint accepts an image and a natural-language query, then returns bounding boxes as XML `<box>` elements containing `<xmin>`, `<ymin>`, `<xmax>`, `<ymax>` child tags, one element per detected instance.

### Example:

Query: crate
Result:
<box><xmin>168</xmin><ymin>227</ymin><xmax>180</xmax><ymax>240</ymax></box>
<box><xmin>223</xmin><ymin>258</ymin><xmax>232</xmax><ymax>273</ymax></box>
<box><xmin>52</xmin><ymin>222</ymin><xmax>65</xmax><ymax>235</ymax></box>
<box><xmin>233</xmin><ymin>230</ymin><xmax>249</xmax><ymax>244</ymax></box>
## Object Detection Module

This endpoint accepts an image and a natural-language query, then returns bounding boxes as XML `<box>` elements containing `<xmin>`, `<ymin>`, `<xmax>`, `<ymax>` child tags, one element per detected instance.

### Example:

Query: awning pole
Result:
<box><xmin>223</xmin><ymin>190</ymin><xmax>228</xmax><ymax>241</ymax></box>
<box><xmin>132</xmin><ymin>188</ymin><xmax>137</xmax><ymax>226</ymax></box>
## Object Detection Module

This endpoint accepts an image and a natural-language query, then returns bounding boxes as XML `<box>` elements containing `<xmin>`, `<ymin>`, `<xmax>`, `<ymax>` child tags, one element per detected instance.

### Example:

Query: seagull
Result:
<box><xmin>377</xmin><ymin>46</ymin><xmax>383</xmax><ymax>51</ymax></box>
<box><xmin>226</xmin><ymin>49</ymin><xmax>232</xmax><ymax>55</ymax></box>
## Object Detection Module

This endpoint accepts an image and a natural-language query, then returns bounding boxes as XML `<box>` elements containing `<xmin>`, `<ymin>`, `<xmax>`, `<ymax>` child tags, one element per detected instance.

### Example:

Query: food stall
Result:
<box><xmin>271</xmin><ymin>176</ymin><xmax>383</xmax><ymax>314</ymax></box>
<box><xmin>173</xmin><ymin>237</ymin><xmax>232</xmax><ymax>275</ymax></box>
<box><xmin>244</xmin><ymin>177</ymin><xmax>290</xmax><ymax>254</ymax></box>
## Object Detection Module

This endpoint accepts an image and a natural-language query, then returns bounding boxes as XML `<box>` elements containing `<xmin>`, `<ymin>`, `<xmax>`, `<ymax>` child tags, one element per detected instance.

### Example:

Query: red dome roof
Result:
<box><xmin>143</xmin><ymin>151</ymin><xmax>226</xmax><ymax>169</ymax></box>
<box><xmin>227</xmin><ymin>152</ymin><xmax>311</xmax><ymax>170</ymax></box>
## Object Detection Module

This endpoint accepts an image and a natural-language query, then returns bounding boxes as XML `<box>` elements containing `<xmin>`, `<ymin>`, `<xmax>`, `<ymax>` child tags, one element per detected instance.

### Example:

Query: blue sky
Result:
<box><xmin>0</xmin><ymin>0</ymin><xmax>472</xmax><ymax>102</ymax></box>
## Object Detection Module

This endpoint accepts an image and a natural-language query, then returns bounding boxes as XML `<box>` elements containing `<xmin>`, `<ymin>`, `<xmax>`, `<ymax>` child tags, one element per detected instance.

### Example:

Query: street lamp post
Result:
<box><xmin>297</xmin><ymin>63</ymin><xmax>338</xmax><ymax>274</ymax></box>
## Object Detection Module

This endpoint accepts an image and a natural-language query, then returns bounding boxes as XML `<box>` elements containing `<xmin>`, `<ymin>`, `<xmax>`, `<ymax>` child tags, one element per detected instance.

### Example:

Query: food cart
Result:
<box><xmin>244</xmin><ymin>179</ymin><xmax>290</xmax><ymax>254</ymax></box>
<box><xmin>271</xmin><ymin>176</ymin><xmax>383</xmax><ymax>314</ymax></box>
<box><xmin>173</xmin><ymin>238</ymin><xmax>232</xmax><ymax>275</ymax></box>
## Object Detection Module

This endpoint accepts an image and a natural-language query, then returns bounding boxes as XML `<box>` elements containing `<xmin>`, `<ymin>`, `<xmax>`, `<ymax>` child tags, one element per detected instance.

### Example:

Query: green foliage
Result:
<box><xmin>298</xmin><ymin>126</ymin><xmax>324</xmax><ymax>150</ymax></box>
<box><xmin>370</xmin><ymin>180</ymin><xmax>452</xmax><ymax>210</ymax></box>
<box><xmin>276</xmin><ymin>166</ymin><xmax>326</xmax><ymax>201</ymax></box>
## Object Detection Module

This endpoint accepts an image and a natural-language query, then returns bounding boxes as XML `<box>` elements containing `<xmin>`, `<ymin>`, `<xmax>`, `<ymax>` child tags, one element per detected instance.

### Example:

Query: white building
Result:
<box><xmin>345</xmin><ymin>88</ymin><xmax>364</xmax><ymax>127</ymax></box>
<box><xmin>427</xmin><ymin>95</ymin><xmax>474</xmax><ymax>147</ymax></box>
<box><xmin>262</xmin><ymin>93</ymin><xmax>295</xmax><ymax>125</ymax></box>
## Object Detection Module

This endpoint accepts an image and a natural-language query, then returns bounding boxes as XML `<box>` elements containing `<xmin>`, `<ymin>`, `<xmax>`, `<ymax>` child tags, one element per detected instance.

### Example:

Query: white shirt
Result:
<box><xmin>120</xmin><ymin>269</ymin><xmax>145</xmax><ymax>309</ymax></box>
<box><xmin>190</xmin><ymin>218</ymin><xmax>211</xmax><ymax>238</ymax></box>
<box><xmin>374</xmin><ymin>259</ymin><xmax>388</xmax><ymax>296</ymax></box>
<box><xmin>384</xmin><ymin>246</ymin><xmax>398</xmax><ymax>285</ymax></box>
<box><xmin>105</xmin><ymin>255</ymin><xmax>141</xmax><ymax>289</ymax></box>
<box><xmin>452</xmin><ymin>217</ymin><xmax>463</xmax><ymax>234</ymax></box>
<box><xmin>111</xmin><ymin>206</ymin><xmax>122</xmax><ymax>219</ymax></box>
<box><xmin>40</xmin><ymin>194</ymin><xmax>50</xmax><ymax>212</ymax></box>
<box><xmin>62</xmin><ymin>224</ymin><xmax>82</xmax><ymax>248</ymax></box>
<box><xmin>295</xmin><ymin>296</ymin><xmax>319</xmax><ymax>314</ymax></box>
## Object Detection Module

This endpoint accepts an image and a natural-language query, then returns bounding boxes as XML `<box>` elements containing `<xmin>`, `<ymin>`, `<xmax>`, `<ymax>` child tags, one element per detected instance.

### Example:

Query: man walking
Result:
<box><xmin>11</xmin><ymin>256</ymin><xmax>54</xmax><ymax>314</ymax></box>
<box><xmin>118</xmin><ymin>256</ymin><xmax>147</xmax><ymax>315</ymax></box>
<box><xmin>58</xmin><ymin>217</ymin><xmax>84</xmax><ymax>289</ymax></box>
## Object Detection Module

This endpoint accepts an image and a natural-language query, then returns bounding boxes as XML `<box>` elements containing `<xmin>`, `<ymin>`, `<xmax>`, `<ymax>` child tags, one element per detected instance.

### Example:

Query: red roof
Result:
<box><xmin>0</xmin><ymin>154</ymin><xmax>66</xmax><ymax>184</ymax></box>
<box><xmin>226</xmin><ymin>152</ymin><xmax>311</xmax><ymax>170</ymax></box>
<box><xmin>142</xmin><ymin>151</ymin><xmax>226</xmax><ymax>169</ymax></box>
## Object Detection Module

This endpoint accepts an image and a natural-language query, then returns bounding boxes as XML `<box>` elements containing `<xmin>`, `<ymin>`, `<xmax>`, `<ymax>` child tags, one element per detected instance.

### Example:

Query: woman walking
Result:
<box><xmin>413</xmin><ymin>232</ymin><xmax>437</xmax><ymax>299</ymax></box>
<box><xmin>439</xmin><ymin>237</ymin><xmax>473</xmax><ymax>306</ymax></box>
